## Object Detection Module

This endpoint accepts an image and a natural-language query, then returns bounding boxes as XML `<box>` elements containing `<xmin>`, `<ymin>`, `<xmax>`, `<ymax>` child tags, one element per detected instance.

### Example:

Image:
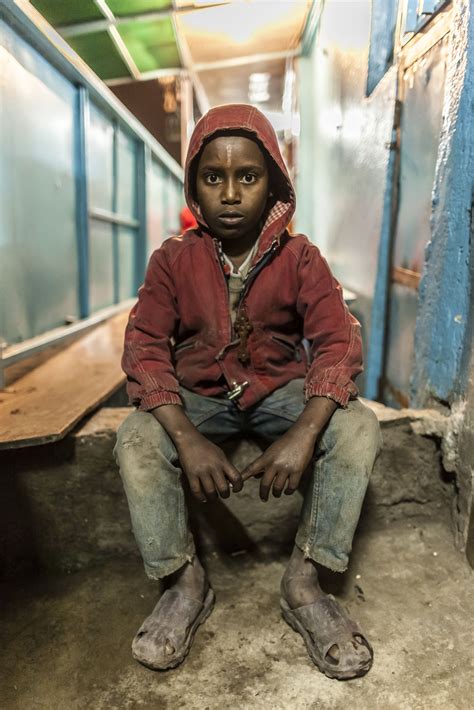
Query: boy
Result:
<box><xmin>114</xmin><ymin>104</ymin><xmax>381</xmax><ymax>680</ymax></box>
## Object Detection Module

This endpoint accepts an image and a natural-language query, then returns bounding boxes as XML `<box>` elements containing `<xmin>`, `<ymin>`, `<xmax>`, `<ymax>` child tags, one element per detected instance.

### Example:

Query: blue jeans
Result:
<box><xmin>114</xmin><ymin>379</ymin><xmax>382</xmax><ymax>578</ymax></box>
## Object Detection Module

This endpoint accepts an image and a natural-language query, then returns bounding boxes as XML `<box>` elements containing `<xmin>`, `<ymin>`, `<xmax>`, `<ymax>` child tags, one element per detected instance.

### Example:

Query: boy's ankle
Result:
<box><xmin>168</xmin><ymin>557</ymin><xmax>208</xmax><ymax>600</ymax></box>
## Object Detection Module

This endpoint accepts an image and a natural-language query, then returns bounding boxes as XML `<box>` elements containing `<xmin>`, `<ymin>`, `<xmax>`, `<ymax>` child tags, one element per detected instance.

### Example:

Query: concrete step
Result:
<box><xmin>0</xmin><ymin>401</ymin><xmax>453</xmax><ymax>577</ymax></box>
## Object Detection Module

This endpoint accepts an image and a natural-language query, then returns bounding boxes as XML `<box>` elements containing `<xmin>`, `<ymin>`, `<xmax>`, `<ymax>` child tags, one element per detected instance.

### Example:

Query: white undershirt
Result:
<box><xmin>223</xmin><ymin>240</ymin><xmax>259</xmax><ymax>323</ymax></box>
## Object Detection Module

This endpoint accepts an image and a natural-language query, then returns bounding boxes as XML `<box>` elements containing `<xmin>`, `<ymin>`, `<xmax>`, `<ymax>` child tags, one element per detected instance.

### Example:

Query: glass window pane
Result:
<box><xmin>88</xmin><ymin>104</ymin><xmax>114</xmax><ymax>212</ymax></box>
<box><xmin>116</xmin><ymin>129</ymin><xmax>137</xmax><ymax>218</ymax></box>
<box><xmin>117</xmin><ymin>227</ymin><xmax>136</xmax><ymax>300</ymax></box>
<box><xmin>89</xmin><ymin>220</ymin><xmax>114</xmax><ymax>311</ymax></box>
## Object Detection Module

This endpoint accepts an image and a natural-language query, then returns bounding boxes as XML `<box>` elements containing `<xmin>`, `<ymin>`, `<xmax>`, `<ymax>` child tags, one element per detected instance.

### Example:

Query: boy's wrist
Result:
<box><xmin>151</xmin><ymin>404</ymin><xmax>202</xmax><ymax>449</ymax></box>
<box><xmin>287</xmin><ymin>419</ymin><xmax>322</xmax><ymax>444</ymax></box>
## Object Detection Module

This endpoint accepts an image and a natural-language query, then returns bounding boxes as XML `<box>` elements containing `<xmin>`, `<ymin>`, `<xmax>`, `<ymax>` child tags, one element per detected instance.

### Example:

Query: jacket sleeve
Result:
<box><xmin>296</xmin><ymin>242</ymin><xmax>363</xmax><ymax>407</ymax></box>
<box><xmin>122</xmin><ymin>247</ymin><xmax>182</xmax><ymax>410</ymax></box>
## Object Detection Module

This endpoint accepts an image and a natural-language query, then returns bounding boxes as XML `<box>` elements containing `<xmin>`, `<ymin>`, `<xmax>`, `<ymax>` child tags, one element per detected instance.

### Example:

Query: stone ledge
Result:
<box><xmin>0</xmin><ymin>401</ymin><xmax>453</xmax><ymax>577</ymax></box>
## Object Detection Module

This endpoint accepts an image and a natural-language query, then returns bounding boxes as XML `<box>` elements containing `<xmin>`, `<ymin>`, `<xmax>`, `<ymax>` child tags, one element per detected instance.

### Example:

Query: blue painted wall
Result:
<box><xmin>411</xmin><ymin>1</ymin><xmax>473</xmax><ymax>406</ymax></box>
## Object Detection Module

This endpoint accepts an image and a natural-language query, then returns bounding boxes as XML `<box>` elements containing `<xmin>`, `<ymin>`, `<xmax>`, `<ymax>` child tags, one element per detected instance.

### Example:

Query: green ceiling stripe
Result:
<box><xmin>117</xmin><ymin>18</ymin><xmax>181</xmax><ymax>72</ymax></box>
<box><xmin>67</xmin><ymin>31</ymin><xmax>132</xmax><ymax>80</ymax></box>
<box><xmin>107</xmin><ymin>0</ymin><xmax>173</xmax><ymax>17</ymax></box>
<box><xmin>31</xmin><ymin>0</ymin><xmax>104</xmax><ymax>26</ymax></box>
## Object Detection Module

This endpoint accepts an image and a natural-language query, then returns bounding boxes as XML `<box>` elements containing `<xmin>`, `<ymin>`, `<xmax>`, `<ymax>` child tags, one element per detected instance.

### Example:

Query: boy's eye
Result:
<box><xmin>204</xmin><ymin>173</ymin><xmax>222</xmax><ymax>185</ymax></box>
<box><xmin>241</xmin><ymin>173</ymin><xmax>257</xmax><ymax>184</ymax></box>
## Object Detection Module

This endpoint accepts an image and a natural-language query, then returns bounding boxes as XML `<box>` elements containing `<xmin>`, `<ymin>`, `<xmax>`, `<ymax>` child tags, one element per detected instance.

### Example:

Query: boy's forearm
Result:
<box><xmin>151</xmin><ymin>404</ymin><xmax>202</xmax><ymax>450</ymax></box>
<box><xmin>290</xmin><ymin>396</ymin><xmax>338</xmax><ymax>442</ymax></box>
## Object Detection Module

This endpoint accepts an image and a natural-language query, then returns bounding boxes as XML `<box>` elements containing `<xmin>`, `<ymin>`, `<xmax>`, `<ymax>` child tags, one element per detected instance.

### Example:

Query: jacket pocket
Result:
<box><xmin>271</xmin><ymin>335</ymin><xmax>302</xmax><ymax>362</ymax></box>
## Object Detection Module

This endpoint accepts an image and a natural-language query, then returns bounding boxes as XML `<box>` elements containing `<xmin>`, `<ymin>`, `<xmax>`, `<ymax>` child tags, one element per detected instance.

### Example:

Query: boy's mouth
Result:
<box><xmin>217</xmin><ymin>211</ymin><xmax>245</xmax><ymax>226</ymax></box>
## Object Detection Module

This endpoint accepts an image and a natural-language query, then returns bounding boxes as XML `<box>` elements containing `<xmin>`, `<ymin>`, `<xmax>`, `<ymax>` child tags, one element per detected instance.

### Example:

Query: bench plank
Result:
<box><xmin>0</xmin><ymin>312</ymin><xmax>129</xmax><ymax>449</ymax></box>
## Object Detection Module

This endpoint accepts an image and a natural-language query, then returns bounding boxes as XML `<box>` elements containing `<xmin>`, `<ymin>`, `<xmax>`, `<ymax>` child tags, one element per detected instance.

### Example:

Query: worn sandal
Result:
<box><xmin>132</xmin><ymin>587</ymin><xmax>215</xmax><ymax>670</ymax></box>
<box><xmin>280</xmin><ymin>594</ymin><xmax>373</xmax><ymax>680</ymax></box>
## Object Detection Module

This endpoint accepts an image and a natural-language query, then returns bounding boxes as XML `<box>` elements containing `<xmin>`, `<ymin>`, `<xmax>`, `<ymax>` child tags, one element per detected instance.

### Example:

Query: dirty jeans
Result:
<box><xmin>114</xmin><ymin>379</ymin><xmax>382</xmax><ymax>578</ymax></box>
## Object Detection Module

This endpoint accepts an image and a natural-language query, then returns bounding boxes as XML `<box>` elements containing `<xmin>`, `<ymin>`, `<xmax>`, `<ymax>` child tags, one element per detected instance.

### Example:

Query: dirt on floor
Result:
<box><xmin>1</xmin><ymin>516</ymin><xmax>473</xmax><ymax>710</ymax></box>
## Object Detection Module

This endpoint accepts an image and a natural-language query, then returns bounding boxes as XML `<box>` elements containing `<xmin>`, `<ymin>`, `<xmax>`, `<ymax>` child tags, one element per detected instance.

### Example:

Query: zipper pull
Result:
<box><xmin>227</xmin><ymin>380</ymin><xmax>249</xmax><ymax>401</ymax></box>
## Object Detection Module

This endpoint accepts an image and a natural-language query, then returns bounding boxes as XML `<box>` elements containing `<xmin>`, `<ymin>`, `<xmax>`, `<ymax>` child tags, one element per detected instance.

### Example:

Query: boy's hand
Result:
<box><xmin>241</xmin><ymin>428</ymin><xmax>316</xmax><ymax>501</ymax></box>
<box><xmin>241</xmin><ymin>396</ymin><xmax>338</xmax><ymax>501</ymax></box>
<box><xmin>151</xmin><ymin>404</ymin><xmax>243</xmax><ymax>503</ymax></box>
<box><xmin>177</xmin><ymin>433</ymin><xmax>243</xmax><ymax>503</ymax></box>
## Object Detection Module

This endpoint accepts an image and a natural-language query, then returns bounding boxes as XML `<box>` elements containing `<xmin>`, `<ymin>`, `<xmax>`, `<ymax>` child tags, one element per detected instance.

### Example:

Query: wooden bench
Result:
<box><xmin>0</xmin><ymin>311</ymin><xmax>128</xmax><ymax>450</ymax></box>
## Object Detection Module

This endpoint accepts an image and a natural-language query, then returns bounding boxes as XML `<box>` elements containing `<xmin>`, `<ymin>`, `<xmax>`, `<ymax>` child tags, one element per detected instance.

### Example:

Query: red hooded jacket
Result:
<box><xmin>122</xmin><ymin>104</ymin><xmax>363</xmax><ymax>411</ymax></box>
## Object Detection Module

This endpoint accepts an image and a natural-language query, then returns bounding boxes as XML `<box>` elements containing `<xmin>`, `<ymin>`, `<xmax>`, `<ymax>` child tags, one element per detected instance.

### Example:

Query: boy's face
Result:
<box><xmin>195</xmin><ymin>135</ymin><xmax>270</xmax><ymax>244</ymax></box>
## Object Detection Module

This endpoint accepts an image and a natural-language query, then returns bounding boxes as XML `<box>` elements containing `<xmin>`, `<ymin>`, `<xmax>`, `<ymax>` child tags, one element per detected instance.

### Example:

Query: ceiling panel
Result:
<box><xmin>67</xmin><ymin>31</ymin><xmax>132</xmax><ymax>80</ymax></box>
<box><xmin>107</xmin><ymin>0</ymin><xmax>173</xmax><ymax>17</ymax></box>
<box><xmin>175</xmin><ymin>1</ymin><xmax>310</xmax><ymax>64</ymax></box>
<box><xmin>31</xmin><ymin>0</ymin><xmax>103</xmax><ymax>27</ymax></box>
<box><xmin>117</xmin><ymin>17</ymin><xmax>181</xmax><ymax>72</ymax></box>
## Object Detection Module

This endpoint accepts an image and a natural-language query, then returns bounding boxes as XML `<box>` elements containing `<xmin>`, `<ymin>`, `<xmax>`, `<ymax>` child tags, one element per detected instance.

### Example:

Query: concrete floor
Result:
<box><xmin>1</xmin><ymin>517</ymin><xmax>473</xmax><ymax>710</ymax></box>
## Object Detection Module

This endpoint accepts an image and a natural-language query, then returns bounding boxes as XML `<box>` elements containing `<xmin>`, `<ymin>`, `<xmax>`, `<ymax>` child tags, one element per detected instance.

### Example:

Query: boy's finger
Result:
<box><xmin>190</xmin><ymin>478</ymin><xmax>206</xmax><ymax>503</ymax></box>
<box><xmin>284</xmin><ymin>471</ymin><xmax>301</xmax><ymax>496</ymax></box>
<box><xmin>241</xmin><ymin>456</ymin><xmax>265</xmax><ymax>481</ymax></box>
<box><xmin>211</xmin><ymin>469</ymin><xmax>230</xmax><ymax>499</ymax></box>
<box><xmin>225</xmin><ymin>463</ymin><xmax>244</xmax><ymax>492</ymax></box>
<box><xmin>260</xmin><ymin>468</ymin><xmax>277</xmax><ymax>502</ymax></box>
<box><xmin>201</xmin><ymin>474</ymin><xmax>217</xmax><ymax>501</ymax></box>
<box><xmin>272</xmin><ymin>471</ymin><xmax>288</xmax><ymax>498</ymax></box>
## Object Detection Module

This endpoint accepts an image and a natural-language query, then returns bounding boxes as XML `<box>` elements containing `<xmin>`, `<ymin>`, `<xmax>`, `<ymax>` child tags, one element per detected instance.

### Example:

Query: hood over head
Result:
<box><xmin>184</xmin><ymin>104</ymin><xmax>295</xmax><ymax>245</ymax></box>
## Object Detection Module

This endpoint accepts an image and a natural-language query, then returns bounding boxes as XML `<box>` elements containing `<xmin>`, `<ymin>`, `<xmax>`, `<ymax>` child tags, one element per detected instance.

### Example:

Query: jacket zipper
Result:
<box><xmin>236</xmin><ymin>238</ymin><xmax>279</xmax><ymax>310</ymax></box>
<box><xmin>213</xmin><ymin>235</ymin><xmax>280</xmax><ymax>345</ymax></box>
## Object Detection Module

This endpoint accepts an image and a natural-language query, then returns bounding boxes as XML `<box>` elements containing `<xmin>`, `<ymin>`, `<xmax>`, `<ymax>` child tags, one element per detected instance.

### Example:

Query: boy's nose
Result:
<box><xmin>222</xmin><ymin>179</ymin><xmax>241</xmax><ymax>204</ymax></box>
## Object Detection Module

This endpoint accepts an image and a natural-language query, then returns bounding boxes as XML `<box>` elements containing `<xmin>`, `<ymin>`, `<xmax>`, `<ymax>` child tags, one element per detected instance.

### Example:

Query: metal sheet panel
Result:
<box><xmin>383</xmin><ymin>284</ymin><xmax>419</xmax><ymax>407</ymax></box>
<box><xmin>87</xmin><ymin>103</ymin><xmax>114</xmax><ymax>212</ymax></box>
<box><xmin>117</xmin><ymin>227</ymin><xmax>136</xmax><ymax>301</ymax></box>
<box><xmin>393</xmin><ymin>36</ymin><xmax>448</xmax><ymax>273</ymax></box>
<box><xmin>0</xmin><ymin>21</ymin><xmax>79</xmax><ymax>344</ymax></box>
<box><xmin>88</xmin><ymin>220</ymin><xmax>114</xmax><ymax>311</ymax></box>
<box><xmin>116</xmin><ymin>129</ymin><xmax>137</xmax><ymax>218</ymax></box>
<box><xmin>147</xmin><ymin>157</ymin><xmax>166</xmax><ymax>253</ymax></box>
<box><xmin>165</xmin><ymin>173</ymin><xmax>183</xmax><ymax>238</ymax></box>
<box><xmin>384</xmin><ymin>35</ymin><xmax>448</xmax><ymax>405</ymax></box>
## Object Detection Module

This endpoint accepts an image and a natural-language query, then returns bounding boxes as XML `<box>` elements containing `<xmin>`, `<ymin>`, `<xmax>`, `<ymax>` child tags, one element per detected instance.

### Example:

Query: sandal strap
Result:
<box><xmin>137</xmin><ymin>589</ymin><xmax>205</xmax><ymax>647</ymax></box>
<box><xmin>290</xmin><ymin>594</ymin><xmax>368</xmax><ymax>660</ymax></box>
